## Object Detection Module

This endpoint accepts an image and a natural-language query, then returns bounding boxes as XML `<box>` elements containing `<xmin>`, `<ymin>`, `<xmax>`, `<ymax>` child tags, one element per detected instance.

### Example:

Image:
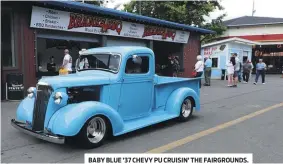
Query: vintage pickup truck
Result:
<box><xmin>11</xmin><ymin>46</ymin><xmax>201</xmax><ymax>148</ymax></box>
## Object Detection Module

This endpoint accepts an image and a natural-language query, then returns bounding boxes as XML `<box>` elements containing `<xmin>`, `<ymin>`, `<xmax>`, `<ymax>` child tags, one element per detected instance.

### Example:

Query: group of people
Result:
<box><xmin>226</xmin><ymin>53</ymin><xmax>266</xmax><ymax>87</ymax></box>
<box><xmin>193</xmin><ymin>53</ymin><xmax>267</xmax><ymax>88</ymax></box>
<box><xmin>45</xmin><ymin>49</ymin><xmax>74</xmax><ymax>75</ymax></box>
<box><xmin>226</xmin><ymin>53</ymin><xmax>245</xmax><ymax>87</ymax></box>
<box><xmin>155</xmin><ymin>55</ymin><xmax>180</xmax><ymax>77</ymax></box>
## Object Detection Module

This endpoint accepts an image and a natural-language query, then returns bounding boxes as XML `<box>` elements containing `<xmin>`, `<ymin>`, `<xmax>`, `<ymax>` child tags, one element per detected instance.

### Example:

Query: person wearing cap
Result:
<box><xmin>204</xmin><ymin>56</ymin><xmax>212</xmax><ymax>86</ymax></box>
<box><xmin>242</xmin><ymin>59</ymin><xmax>253</xmax><ymax>83</ymax></box>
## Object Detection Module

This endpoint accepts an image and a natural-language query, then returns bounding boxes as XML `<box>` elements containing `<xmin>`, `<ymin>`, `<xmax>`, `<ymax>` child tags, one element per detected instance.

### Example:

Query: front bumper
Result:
<box><xmin>11</xmin><ymin>119</ymin><xmax>65</xmax><ymax>144</ymax></box>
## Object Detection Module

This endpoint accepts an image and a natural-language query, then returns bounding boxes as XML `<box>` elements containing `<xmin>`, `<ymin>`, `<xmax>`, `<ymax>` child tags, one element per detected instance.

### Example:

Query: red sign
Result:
<box><xmin>255</xmin><ymin>51</ymin><xmax>283</xmax><ymax>56</ymax></box>
<box><xmin>68</xmin><ymin>13</ymin><xmax>123</xmax><ymax>35</ymax></box>
<box><xmin>204</xmin><ymin>46</ymin><xmax>217</xmax><ymax>56</ymax></box>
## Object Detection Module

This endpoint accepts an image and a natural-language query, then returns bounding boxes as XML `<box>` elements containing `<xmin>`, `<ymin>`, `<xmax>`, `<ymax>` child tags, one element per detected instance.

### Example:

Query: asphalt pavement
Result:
<box><xmin>1</xmin><ymin>75</ymin><xmax>283</xmax><ymax>163</ymax></box>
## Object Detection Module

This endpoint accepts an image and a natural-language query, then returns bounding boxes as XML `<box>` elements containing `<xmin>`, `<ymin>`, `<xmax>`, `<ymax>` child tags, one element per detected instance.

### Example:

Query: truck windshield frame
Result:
<box><xmin>76</xmin><ymin>53</ymin><xmax>121</xmax><ymax>74</ymax></box>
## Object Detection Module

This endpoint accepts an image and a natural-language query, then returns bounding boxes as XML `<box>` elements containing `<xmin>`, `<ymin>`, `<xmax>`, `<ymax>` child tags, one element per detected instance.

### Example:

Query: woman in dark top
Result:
<box><xmin>47</xmin><ymin>56</ymin><xmax>56</xmax><ymax>73</ymax></box>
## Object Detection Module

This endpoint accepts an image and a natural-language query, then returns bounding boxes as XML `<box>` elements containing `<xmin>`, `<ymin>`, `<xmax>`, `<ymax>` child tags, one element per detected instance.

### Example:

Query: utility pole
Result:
<box><xmin>252</xmin><ymin>0</ymin><xmax>256</xmax><ymax>16</ymax></box>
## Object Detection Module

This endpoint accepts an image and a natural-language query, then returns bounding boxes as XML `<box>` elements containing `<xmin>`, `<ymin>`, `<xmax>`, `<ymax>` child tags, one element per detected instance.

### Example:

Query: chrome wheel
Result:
<box><xmin>181</xmin><ymin>98</ymin><xmax>192</xmax><ymax>118</ymax></box>
<box><xmin>86</xmin><ymin>117</ymin><xmax>106</xmax><ymax>144</ymax></box>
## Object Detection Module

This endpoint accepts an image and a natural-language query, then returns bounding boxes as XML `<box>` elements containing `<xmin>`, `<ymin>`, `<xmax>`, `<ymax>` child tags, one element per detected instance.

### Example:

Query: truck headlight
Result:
<box><xmin>54</xmin><ymin>92</ymin><xmax>63</xmax><ymax>104</ymax></box>
<box><xmin>27</xmin><ymin>87</ymin><xmax>36</xmax><ymax>98</ymax></box>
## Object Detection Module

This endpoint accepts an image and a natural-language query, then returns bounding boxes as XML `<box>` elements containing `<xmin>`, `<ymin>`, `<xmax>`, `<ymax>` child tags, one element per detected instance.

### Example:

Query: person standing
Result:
<box><xmin>233</xmin><ymin>53</ymin><xmax>241</xmax><ymax>87</ymax></box>
<box><xmin>47</xmin><ymin>56</ymin><xmax>56</xmax><ymax>73</ymax></box>
<box><xmin>204</xmin><ymin>56</ymin><xmax>212</xmax><ymax>86</ymax></box>
<box><xmin>242</xmin><ymin>59</ymin><xmax>252</xmax><ymax>83</ymax></box>
<box><xmin>194</xmin><ymin>55</ymin><xmax>204</xmax><ymax>88</ymax></box>
<box><xmin>172</xmin><ymin>56</ymin><xmax>180</xmax><ymax>77</ymax></box>
<box><xmin>254</xmin><ymin>59</ymin><xmax>266</xmax><ymax>85</ymax></box>
<box><xmin>250</xmin><ymin>61</ymin><xmax>254</xmax><ymax>79</ymax></box>
<box><xmin>61</xmin><ymin>49</ymin><xmax>73</xmax><ymax>74</ymax></box>
<box><xmin>238</xmin><ymin>61</ymin><xmax>243</xmax><ymax>82</ymax></box>
<box><xmin>226</xmin><ymin>57</ymin><xmax>235</xmax><ymax>87</ymax></box>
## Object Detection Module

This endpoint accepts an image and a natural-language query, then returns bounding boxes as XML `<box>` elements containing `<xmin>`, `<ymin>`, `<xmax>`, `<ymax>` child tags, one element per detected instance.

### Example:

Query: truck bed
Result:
<box><xmin>152</xmin><ymin>75</ymin><xmax>200</xmax><ymax>112</ymax></box>
<box><xmin>154</xmin><ymin>75</ymin><xmax>201</xmax><ymax>85</ymax></box>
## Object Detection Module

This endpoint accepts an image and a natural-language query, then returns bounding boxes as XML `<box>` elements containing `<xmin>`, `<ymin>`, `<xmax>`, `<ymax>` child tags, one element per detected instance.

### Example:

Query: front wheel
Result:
<box><xmin>178</xmin><ymin>97</ymin><xmax>194</xmax><ymax>122</ymax></box>
<box><xmin>76</xmin><ymin>116</ymin><xmax>108</xmax><ymax>149</ymax></box>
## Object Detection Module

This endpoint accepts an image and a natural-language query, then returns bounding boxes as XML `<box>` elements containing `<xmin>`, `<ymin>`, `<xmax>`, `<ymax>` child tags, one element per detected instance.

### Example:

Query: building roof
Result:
<box><xmin>201</xmin><ymin>37</ymin><xmax>258</xmax><ymax>48</ymax></box>
<box><xmin>223</xmin><ymin>16</ymin><xmax>283</xmax><ymax>27</ymax></box>
<box><xmin>36</xmin><ymin>0</ymin><xmax>215</xmax><ymax>34</ymax></box>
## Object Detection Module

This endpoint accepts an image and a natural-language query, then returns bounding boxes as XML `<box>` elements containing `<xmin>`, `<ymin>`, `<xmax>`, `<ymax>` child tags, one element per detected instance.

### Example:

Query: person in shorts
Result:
<box><xmin>226</xmin><ymin>57</ymin><xmax>235</xmax><ymax>87</ymax></box>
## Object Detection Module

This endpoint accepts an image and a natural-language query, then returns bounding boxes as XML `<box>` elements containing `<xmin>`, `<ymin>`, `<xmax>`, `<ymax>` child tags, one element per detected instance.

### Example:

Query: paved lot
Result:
<box><xmin>1</xmin><ymin>75</ymin><xmax>283</xmax><ymax>163</ymax></box>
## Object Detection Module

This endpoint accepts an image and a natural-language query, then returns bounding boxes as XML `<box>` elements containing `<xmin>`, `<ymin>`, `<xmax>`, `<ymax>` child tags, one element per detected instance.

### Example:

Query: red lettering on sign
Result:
<box><xmin>68</xmin><ymin>13</ymin><xmax>76</xmax><ymax>29</ymax></box>
<box><xmin>143</xmin><ymin>26</ymin><xmax>176</xmax><ymax>40</ymax></box>
<box><xmin>67</xmin><ymin>13</ymin><xmax>123</xmax><ymax>35</ymax></box>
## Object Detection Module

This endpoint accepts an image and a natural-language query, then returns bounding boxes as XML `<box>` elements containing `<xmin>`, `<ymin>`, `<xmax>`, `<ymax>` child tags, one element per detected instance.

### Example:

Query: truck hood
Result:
<box><xmin>38</xmin><ymin>72</ymin><xmax>112</xmax><ymax>89</ymax></box>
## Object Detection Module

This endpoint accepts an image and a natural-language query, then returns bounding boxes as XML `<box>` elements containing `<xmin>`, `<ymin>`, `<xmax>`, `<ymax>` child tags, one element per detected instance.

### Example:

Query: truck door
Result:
<box><xmin>118</xmin><ymin>54</ymin><xmax>154</xmax><ymax>120</ymax></box>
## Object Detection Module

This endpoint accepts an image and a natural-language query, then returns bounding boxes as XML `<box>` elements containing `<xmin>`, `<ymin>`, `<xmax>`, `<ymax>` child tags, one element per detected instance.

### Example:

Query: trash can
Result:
<box><xmin>221</xmin><ymin>69</ymin><xmax>226</xmax><ymax>80</ymax></box>
<box><xmin>6</xmin><ymin>73</ymin><xmax>24</xmax><ymax>100</ymax></box>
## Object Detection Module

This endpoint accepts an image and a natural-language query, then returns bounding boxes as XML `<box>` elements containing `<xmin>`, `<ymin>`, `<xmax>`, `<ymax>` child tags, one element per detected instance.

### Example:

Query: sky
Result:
<box><xmin>104</xmin><ymin>0</ymin><xmax>283</xmax><ymax>22</ymax></box>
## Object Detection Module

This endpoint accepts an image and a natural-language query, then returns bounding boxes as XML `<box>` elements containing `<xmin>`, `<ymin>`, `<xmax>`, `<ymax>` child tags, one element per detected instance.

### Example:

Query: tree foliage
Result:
<box><xmin>123</xmin><ymin>1</ymin><xmax>227</xmax><ymax>43</ymax></box>
<box><xmin>81</xmin><ymin>0</ymin><xmax>105</xmax><ymax>6</ymax></box>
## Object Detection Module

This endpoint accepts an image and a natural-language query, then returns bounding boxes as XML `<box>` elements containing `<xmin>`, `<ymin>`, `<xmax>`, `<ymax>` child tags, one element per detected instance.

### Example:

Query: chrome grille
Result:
<box><xmin>32</xmin><ymin>85</ymin><xmax>53</xmax><ymax>131</ymax></box>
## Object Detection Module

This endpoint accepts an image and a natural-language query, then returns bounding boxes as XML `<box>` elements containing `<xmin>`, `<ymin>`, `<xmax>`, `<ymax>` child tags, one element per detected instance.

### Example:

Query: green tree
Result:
<box><xmin>123</xmin><ymin>1</ymin><xmax>226</xmax><ymax>43</ymax></box>
<box><xmin>201</xmin><ymin>14</ymin><xmax>227</xmax><ymax>44</ymax></box>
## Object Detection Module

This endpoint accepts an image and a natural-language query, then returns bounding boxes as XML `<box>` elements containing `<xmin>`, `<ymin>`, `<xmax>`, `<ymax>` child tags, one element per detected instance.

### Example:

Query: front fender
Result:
<box><xmin>16</xmin><ymin>97</ymin><xmax>35</xmax><ymax>123</ymax></box>
<box><xmin>47</xmin><ymin>101</ymin><xmax>124</xmax><ymax>136</ymax></box>
<box><xmin>165</xmin><ymin>87</ymin><xmax>200</xmax><ymax>116</ymax></box>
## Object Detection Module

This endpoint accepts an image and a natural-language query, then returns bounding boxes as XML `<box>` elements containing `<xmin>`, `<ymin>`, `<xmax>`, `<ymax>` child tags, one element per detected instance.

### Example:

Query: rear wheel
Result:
<box><xmin>178</xmin><ymin>97</ymin><xmax>193</xmax><ymax>121</ymax></box>
<box><xmin>77</xmin><ymin>116</ymin><xmax>108</xmax><ymax>149</ymax></box>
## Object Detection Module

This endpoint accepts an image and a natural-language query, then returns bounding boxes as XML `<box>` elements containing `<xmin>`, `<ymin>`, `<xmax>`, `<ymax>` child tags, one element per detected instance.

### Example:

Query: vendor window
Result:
<box><xmin>211</xmin><ymin>58</ymin><xmax>218</xmax><ymax>68</ymax></box>
<box><xmin>36</xmin><ymin>38</ymin><xmax>100</xmax><ymax>79</ymax></box>
<box><xmin>125</xmin><ymin>55</ymin><xmax>149</xmax><ymax>74</ymax></box>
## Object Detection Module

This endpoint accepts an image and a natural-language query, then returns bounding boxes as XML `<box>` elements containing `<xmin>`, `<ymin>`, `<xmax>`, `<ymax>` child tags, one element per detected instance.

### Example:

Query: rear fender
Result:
<box><xmin>47</xmin><ymin>101</ymin><xmax>124</xmax><ymax>136</ymax></box>
<box><xmin>165</xmin><ymin>87</ymin><xmax>200</xmax><ymax>116</ymax></box>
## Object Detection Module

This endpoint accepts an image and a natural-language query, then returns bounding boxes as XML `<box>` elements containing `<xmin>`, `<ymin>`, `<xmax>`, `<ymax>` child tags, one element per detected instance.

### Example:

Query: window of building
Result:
<box><xmin>1</xmin><ymin>9</ymin><xmax>15</xmax><ymax>68</ymax></box>
<box><xmin>125</xmin><ymin>55</ymin><xmax>149</xmax><ymax>74</ymax></box>
<box><xmin>243</xmin><ymin>51</ymin><xmax>249</xmax><ymax>62</ymax></box>
<box><xmin>212</xmin><ymin>57</ymin><xmax>218</xmax><ymax>68</ymax></box>
<box><xmin>243</xmin><ymin>51</ymin><xmax>248</xmax><ymax>56</ymax></box>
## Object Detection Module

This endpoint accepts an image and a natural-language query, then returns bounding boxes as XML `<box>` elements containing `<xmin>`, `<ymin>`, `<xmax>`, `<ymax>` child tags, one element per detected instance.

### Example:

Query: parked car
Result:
<box><xmin>11</xmin><ymin>46</ymin><xmax>201</xmax><ymax>148</ymax></box>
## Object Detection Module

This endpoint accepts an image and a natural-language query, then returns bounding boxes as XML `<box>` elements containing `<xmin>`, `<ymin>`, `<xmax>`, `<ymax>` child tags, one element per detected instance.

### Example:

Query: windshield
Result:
<box><xmin>76</xmin><ymin>53</ymin><xmax>121</xmax><ymax>73</ymax></box>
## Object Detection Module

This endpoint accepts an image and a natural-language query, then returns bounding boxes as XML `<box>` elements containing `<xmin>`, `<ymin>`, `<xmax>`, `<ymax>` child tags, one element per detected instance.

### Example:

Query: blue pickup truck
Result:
<box><xmin>11</xmin><ymin>46</ymin><xmax>201</xmax><ymax>148</ymax></box>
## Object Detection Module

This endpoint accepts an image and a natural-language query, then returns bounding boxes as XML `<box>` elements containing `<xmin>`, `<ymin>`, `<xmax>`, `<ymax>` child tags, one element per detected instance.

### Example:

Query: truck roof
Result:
<box><xmin>80</xmin><ymin>46</ymin><xmax>154</xmax><ymax>57</ymax></box>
